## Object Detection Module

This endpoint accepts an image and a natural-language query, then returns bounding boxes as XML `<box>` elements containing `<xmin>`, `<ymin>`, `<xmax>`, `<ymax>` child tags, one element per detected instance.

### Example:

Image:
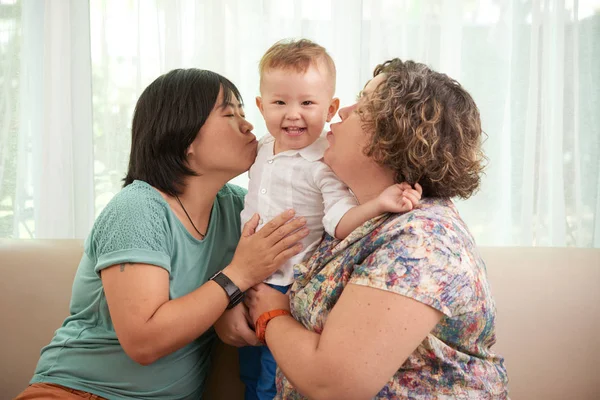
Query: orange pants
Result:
<box><xmin>14</xmin><ymin>383</ymin><xmax>107</xmax><ymax>400</ymax></box>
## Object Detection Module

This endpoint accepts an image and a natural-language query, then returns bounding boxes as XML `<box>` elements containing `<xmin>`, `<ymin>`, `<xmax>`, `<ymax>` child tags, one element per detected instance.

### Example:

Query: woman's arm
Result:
<box><xmin>102</xmin><ymin>263</ymin><xmax>228</xmax><ymax>365</ymax></box>
<box><xmin>102</xmin><ymin>211</ymin><xmax>308</xmax><ymax>365</ymax></box>
<box><xmin>335</xmin><ymin>183</ymin><xmax>422</xmax><ymax>239</ymax></box>
<box><xmin>246</xmin><ymin>283</ymin><xmax>442</xmax><ymax>400</ymax></box>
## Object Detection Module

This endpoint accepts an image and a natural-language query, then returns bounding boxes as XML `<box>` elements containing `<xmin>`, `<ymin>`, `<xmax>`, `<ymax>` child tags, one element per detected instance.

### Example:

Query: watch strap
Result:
<box><xmin>255</xmin><ymin>309</ymin><xmax>292</xmax><ymax>344</ymax></box>
<box><xmin>210</xmin><ymin>271</ymin><xmax>244</xmax><ymax>309</ymax></box>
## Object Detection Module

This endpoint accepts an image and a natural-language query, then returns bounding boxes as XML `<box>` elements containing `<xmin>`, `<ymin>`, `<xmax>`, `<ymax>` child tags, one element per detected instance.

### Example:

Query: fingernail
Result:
<box><xmin>288</xmin><ymin>209</ymin><xmax>295</xmax><ymax>216</ymax></box>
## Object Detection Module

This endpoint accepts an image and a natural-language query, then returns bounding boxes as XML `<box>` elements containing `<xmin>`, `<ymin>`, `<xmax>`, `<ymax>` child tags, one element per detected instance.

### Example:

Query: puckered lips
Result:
<box><xmin>326</xmin><ymin>130</ymin><xmax>333</xmax><ymax>142</ymax></box>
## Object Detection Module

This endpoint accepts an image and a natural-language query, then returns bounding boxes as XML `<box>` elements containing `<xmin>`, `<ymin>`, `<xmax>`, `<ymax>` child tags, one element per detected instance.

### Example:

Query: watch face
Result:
<box><xmin>220</xmin><ymin>275</ymin><xmax>237</xmax><ymax>296</ymax></box>
<box><xmin>212</xmin><ymin>271</ymin><xmax>243</xmax><ymax>309</ymax></box>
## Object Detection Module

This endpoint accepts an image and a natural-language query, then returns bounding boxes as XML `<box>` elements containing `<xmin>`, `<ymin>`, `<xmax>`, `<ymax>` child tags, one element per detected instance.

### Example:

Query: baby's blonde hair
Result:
<box><xmin>259</xmin><ymin>39</ymin><xmax>336</xmax><ymax>93</ymax></box>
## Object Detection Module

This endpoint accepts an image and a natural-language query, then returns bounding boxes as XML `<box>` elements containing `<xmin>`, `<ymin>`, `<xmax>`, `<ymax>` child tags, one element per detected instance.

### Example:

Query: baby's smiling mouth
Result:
<box><xmin>283</xmin><ymin>127</ymin><xmax>306</xmax><ymax>136</ymax></box>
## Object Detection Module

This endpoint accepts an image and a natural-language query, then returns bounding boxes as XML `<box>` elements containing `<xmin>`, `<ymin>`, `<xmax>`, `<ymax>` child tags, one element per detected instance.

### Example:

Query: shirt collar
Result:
<box><xmin>263</xmin><ymin>132</ymin><xmax>328</xmax><ymax>162</ymax></box>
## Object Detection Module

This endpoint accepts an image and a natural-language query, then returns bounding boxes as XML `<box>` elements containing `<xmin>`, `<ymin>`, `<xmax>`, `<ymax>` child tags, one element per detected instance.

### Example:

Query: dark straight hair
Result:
<box><xmin>123</xmin><ymin>68</ymin><xmax>243</xmax><ymax>196</ymax></box>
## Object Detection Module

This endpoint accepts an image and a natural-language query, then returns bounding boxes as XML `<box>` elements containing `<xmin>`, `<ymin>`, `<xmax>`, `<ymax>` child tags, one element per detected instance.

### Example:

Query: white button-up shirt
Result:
<box><xmin>240</xmin><ymin>134</ymin><xmax>358</xmax><ymax>286</ymax></box>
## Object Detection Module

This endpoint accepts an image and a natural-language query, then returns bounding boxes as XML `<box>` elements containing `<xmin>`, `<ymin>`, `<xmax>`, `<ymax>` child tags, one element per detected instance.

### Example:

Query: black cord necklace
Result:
<box><xmin>174</xmin><ymin>195</ymin><xmax>205</xmax><ymax>239</ymax></box>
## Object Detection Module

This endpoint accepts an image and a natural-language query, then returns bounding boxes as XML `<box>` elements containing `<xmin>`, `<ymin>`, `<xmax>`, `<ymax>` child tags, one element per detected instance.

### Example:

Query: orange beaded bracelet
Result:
<box><xmin>255</xmin><ymin>309</ymin><xmax>292</xmax><ymax>344</ymax></box>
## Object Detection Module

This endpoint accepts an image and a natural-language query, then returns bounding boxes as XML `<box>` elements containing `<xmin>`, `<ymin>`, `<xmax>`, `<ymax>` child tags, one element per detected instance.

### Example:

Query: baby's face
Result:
<box><xmin>257</xmin><ymin>64</ymin><xmax>339</xmax><ymax>153</ymax></box>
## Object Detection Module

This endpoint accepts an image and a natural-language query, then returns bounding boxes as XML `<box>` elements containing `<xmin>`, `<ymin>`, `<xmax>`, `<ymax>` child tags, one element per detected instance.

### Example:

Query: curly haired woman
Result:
<box><xmin>243</xmin><ymin>59</ymin><xmax>510</xmax><ymax>399</ymax></box>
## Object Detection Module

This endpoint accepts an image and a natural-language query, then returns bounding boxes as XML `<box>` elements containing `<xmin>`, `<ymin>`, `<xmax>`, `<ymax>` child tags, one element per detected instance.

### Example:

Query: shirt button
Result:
<box><xmin>267</xmin><ymin>159</ymin><xmax>274</xmax><ymax>164</ymax></box>
<box><xmin>260</xmin><ymin>188</ymin><xmax>267</xmax><ymax>194</ymax></box>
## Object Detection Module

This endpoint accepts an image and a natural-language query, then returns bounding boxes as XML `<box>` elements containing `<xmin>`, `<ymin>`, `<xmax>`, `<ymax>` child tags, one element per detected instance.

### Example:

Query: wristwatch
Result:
<box><xmin>210</xmin><ymin>270</ymin><xmax>244</xmax><ymax>309</ymax></box>
<box><xmin>255</xmin><ymin>309</ymin><xmax>292</xmax><ymax>344</ymax></box>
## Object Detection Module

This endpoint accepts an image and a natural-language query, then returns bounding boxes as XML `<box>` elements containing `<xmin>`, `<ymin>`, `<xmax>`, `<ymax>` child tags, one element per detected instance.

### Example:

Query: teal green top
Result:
<box><xmin>31</xmin><ymin>180</ymin><xmax>246</xmax><ymax>399</ymax></box>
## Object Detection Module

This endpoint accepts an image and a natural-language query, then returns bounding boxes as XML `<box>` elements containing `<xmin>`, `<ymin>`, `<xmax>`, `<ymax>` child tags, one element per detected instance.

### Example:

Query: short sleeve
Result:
<box><xmin>313</xmin><ymin>163</ymin><xmax>359</xmax><ymax>237</ymax></box>
<box><xmin>349</xmin><ymin>217</ymin><xmax>474</xmax><ymax>317</ymax></box>
<box><xmin>220</xmin><ymin>183</ymin><xmax>246</xmax><ymax>235</ymax></box>
<box><xmin>222</xmin><ymin>183</ymin><xmax>247</xmax><ymax>206</ymax></box>
<box><xmin>88</xmin><ymin>185</ymin><xmax>172</xmax><ymax>275</ymax></box>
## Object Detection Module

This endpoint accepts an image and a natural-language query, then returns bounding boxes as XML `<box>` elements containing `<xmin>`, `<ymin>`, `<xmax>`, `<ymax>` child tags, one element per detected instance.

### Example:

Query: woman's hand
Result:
<box><xmin>244</xmin><ymin>283</ymin><xmax>291</xmax><ymax>326</ymax></box>
<box><xmin>214</xmin><ymin>303</ymin><xmax>261</xmax><ymax>347</ymax></box>
<box><xmin>223</xmin><ymin>210</ymin><xmax>309</xmax><ymax>291</ymax></box>
<box><xmin>376</xmin><ymin>182</ymin><xmax>423</xmax><ymax>214</ymax></box>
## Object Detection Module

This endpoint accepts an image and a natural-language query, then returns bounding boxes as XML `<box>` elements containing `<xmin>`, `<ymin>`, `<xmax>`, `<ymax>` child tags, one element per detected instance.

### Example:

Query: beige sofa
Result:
<box><xmin>1</xmin><ymin>240</ymin><xmax>599</xmax><ymax>399</ymax></box>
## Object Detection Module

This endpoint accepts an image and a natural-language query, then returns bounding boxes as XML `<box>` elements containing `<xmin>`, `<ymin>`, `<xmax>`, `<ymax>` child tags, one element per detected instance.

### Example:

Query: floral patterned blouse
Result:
<box><xmin>275</xmin><ymin>198</ymin><xmax>509</xmax><ymax>399</ymax></box>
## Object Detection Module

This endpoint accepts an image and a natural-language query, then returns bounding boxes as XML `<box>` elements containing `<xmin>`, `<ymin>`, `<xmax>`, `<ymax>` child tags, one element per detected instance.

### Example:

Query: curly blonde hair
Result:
<box><xmin>361</xmin><ymin>59</ymin><xmax>486</xmax><ymax>199</ymax></box>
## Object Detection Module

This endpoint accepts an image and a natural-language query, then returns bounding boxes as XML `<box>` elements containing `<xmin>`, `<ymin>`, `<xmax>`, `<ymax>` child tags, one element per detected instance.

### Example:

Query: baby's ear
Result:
<box><xmin>255</xmin><ymin>96</ymin><xmax>264</xmax><ymax>113</ymax></box>
<box><xmin>326</xmin><ymin>97</ymin><xmax>340</xmax><ymax>122</ymax></box>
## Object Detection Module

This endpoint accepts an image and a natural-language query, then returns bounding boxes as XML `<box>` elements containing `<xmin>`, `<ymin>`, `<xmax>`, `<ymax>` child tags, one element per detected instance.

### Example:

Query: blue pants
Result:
<box><xmin>239</xmin><ymin>283</ymin><xmax>290</xmax><ymax>400</ymax></box>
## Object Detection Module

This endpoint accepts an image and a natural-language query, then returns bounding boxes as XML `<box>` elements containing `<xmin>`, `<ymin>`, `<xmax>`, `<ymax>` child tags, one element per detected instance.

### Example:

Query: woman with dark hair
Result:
<box><xmin>244</xmin><ymin>59</ymin><xmax>509</xmax><ymax>399</ymax></box>
<box><xmin>15</xmin><ymin>69</ymin><xmax>308</xmax><ymax>399</ymax></box>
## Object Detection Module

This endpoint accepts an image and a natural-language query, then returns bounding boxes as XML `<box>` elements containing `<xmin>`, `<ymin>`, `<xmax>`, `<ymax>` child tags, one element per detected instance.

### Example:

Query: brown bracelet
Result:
<box><xmin>255</xmin><ymin>309</ymin><xmax>292</xmax><ymax>344</ymax></box>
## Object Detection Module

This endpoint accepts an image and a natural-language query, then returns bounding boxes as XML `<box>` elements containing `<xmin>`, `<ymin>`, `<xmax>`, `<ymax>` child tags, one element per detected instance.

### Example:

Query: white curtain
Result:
<box><xmin>1</xmin><ymin>0</ymin><xmax>94</xmax><ymax>238</ymax></box>
<box><xmin>1</xmin><ymin>0</ymin><xmax>599</xmax><ymax>247</ymax></box>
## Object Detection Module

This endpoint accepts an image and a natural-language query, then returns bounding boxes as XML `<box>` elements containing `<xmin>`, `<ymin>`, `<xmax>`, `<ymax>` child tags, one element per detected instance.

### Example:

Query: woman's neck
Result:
<box><xmin>348</xmin><ymin>168</ymin><xmax>396</xmax><ymax>205</ymax></box>
<box><xmin>154</xmin><ymin>173</ymin><xmax>231</xmax><ymax>239</ymax></box>
<box><xmin>176</xmin><ymin>174</ymin><xmax>229</xmax><ymax>219</ymax></box>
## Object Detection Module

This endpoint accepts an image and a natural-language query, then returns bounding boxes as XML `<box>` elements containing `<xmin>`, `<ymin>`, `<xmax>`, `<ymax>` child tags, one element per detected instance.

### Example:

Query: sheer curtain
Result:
<box><xmin>1</xmin><ymin>0</ymin><xmax>599</xmax><ymax>247</ymax></box>
<box><xmin>1</xmin><ymin>0</ymin><xmax>94</xmax><ymax>238</ymax></box>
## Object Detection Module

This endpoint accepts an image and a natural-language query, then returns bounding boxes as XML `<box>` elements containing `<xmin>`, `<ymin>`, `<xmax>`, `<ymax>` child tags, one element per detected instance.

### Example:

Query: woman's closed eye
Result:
<box><xmin>223</xmin><ymin>113</ymin><xmax>246</xmax><ymax>119</ymax></box>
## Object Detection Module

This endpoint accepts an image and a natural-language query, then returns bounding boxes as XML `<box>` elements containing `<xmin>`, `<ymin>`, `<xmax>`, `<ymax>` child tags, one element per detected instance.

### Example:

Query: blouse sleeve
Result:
<box><xmin>349</xmin><ymin>217</ymin><xmax>475</xmax><ymax>317</ymax></box>
<box><xmin>87</xmin><ymin>188</ymin><xmax>173</xmax><ymax>275</ymax></box>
